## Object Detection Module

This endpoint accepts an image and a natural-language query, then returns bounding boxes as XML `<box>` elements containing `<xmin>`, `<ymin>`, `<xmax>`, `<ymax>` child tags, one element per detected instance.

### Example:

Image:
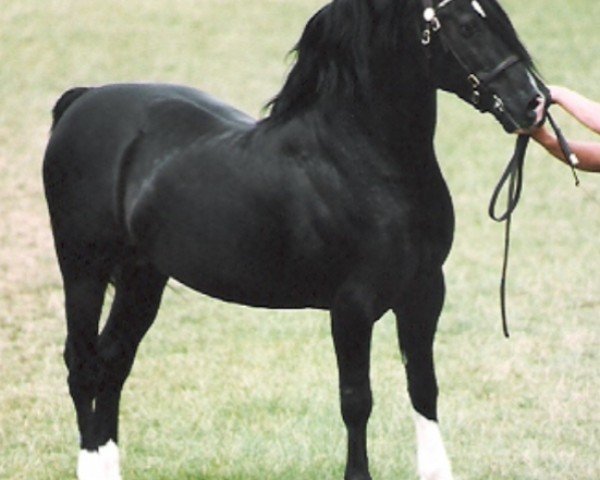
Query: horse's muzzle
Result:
<box><xmin>531</xmin><ymin>95</ymin><xmax>547</xmax><ymax>127</ymax></box>
<box><xmin>514</xmin><ymin>95</ymin><xmax>546</xmax><ymax>134</ymax></box>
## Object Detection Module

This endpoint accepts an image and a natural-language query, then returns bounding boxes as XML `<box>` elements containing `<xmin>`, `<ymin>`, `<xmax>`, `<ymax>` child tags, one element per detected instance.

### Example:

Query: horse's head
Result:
<box><xmin>421</xmin><ymin>0</ymin><xmax>547</xmax><ymax>133</ymax></box>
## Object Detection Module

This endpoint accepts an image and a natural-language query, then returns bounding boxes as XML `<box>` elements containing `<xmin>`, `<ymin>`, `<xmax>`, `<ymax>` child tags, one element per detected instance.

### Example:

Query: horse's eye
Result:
<box><xmin>459</xmin><ymin>22</ymin><xmax>477</xmax><ymax>38</ymax></box>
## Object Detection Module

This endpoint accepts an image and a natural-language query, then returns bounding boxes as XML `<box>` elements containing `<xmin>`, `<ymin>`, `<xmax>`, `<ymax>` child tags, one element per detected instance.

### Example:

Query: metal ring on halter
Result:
<box><xmin>421</xmin><ymin>29</ymin><xmax>432</xmax><ymax>45</ymax></box>
<box><xmin>468</xmin><ymin>74</ymin><xmax>481</xmax><ymax>89</ymax></box>
<box><xmin>493</xmin><ymin>95</ymin><xmax>505</xmax><ymax>113</ymax></box>
<box><xmin>422</xmin><ymin>7</ymin><xmax>440</xmax><ymax>45</ymax></box>
<box><xmin>423</xmin><ymin>7</ymin><xmax>436</xmax><ymax>22</ymax></box>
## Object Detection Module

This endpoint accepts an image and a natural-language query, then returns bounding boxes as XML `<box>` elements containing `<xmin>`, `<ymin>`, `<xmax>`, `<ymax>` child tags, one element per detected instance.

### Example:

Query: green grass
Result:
<box><xmin>1</xmin><ymin>0</ymin><xmax>598</xmax><ymax>479</ymax></box>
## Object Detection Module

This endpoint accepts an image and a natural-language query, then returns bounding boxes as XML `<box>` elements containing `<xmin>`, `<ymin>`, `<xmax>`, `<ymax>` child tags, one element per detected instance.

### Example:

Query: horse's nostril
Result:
<box><xmin>526</xmin><ymin>95</ymin><xmax>544</xmax><ymax>121</ymax></box>
<box><xmin>527</xmin><ymin>96</ymin><xmax>541</xmax><ymax>113</ymax></box>
<box><xmin>527</xmin><ymin>95</ymin><xmax>544</xmax><ymax>112</ymax></box>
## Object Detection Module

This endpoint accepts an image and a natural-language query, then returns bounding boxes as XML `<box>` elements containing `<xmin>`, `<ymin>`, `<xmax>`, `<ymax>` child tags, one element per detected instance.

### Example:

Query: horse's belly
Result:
<box><xmin>149</xmin><ymin>234</ymin><xmax>339</xmax><ymax>309</ymax></box>
<box><xmin>129</xmin><ymin>187</ymin><xmax>343</xmax><ymax>309</ymax></box>
<box><xmin>172</xmin><ymin>266</ymin><xmax>336</xmax><ymax>309</ymax></box>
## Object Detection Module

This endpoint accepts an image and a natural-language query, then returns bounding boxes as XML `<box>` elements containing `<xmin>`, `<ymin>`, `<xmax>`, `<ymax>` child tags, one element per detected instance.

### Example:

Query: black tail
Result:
<box><xmin>51</xmin><ymin>87</ymin><xmax>91</xmax><ymax>131</ymax></box>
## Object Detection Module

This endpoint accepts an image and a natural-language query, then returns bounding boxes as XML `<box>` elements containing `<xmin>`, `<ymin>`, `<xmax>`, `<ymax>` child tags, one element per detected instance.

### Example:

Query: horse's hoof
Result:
<box><xmin>419</xmin><ymin>472</ymin><xmax>453</xmax><ymax>480</ymax></box>
<box><xmin>77</xmin><ymin>449</ymin><xmax>102</xmax><ymax>480</ymax></box>
<box><xmin>419</xmin><ymin>463</ymin><xmax>454</xmax><ymax>480</ymax></box>
<box><xmin>344</xmin><ymin>473</ymin><xmax>372</xmax><ymax>480</ymax></box>
<box><xmin>99</xmin><ymin>440</ymin><xmax>122</xmax><ymax>480</ymax></box>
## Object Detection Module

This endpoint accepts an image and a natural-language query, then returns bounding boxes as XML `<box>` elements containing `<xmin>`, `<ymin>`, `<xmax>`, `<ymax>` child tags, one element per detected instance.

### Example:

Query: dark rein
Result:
<box><xmin>421</xmin><ymin>0</ymin><xmax>581</xmax><ymax>337</ymax></box>
<box><xmin>489</xmin><ymin>112</ymin><xmax>580</xmax><ymax>338</ymax></box>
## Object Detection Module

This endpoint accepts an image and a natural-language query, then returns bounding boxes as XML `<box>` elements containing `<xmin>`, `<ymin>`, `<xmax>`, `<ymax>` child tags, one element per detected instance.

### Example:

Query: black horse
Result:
<box><xmin>43</xmin><ymin>1</ymin><xmax>547</xmax><ymax>479</ymax></box>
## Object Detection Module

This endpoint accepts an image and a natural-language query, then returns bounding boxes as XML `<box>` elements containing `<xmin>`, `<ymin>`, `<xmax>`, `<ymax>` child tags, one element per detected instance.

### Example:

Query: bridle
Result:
<box><xmin>419</xmin><ymin>0</ymin><xmax>581</xmax><ymax>337</ymax></box>
<box><xmin>420</xmin><ymin>0</ymin><xmax>525</xmax><ymax>123</ymax></box>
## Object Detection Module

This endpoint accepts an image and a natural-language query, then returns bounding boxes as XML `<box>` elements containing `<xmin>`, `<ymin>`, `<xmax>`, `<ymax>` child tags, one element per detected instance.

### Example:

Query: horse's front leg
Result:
<box><xmin>331</xmin><ymin>287</ymin><xmax>379</xmax><ymax>480</ymax></box>
<box><xmin>393</xmin><ymin>270</ymin><xmax>453</xmax><ymax>480</ymax></box>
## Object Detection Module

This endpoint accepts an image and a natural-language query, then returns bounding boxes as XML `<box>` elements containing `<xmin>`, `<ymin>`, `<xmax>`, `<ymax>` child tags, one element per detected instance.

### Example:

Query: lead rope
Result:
<box><xmin>488</xmin><ymin>110</ymin><xmax>580</xmax><ymax>338</ymax></box>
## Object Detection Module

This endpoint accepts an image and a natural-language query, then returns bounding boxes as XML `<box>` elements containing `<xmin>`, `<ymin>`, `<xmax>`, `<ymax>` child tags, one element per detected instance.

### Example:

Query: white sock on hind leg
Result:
<box><xmin>77</xmin><ymin>449</ymin><xmax>102</xmax><ymax>480</ymax></box>
<box><xmin>77</xmin><ymin>441</ymin><xmax>121</xmax><ymax>480</ymax></box>
<box><xmin>98</xmin><ymin>440</ymin><xmax>122</xmax><ymax>480</ymax></box>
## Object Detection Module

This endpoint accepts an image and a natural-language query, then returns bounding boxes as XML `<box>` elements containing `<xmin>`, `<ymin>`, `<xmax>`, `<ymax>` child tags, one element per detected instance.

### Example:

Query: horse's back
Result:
<box><xmin>43</xmin><ymin>83</ymin><xmax>254</xmax><ymax>248</ymax></box>
<box><xmin>46</xmin><ymin>83</ymin><xmax>254</xmax><ymax>170</ymax></box>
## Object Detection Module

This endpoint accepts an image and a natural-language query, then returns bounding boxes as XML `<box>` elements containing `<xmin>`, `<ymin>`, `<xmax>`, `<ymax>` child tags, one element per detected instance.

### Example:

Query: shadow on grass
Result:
<box><xmin>149</xmin><ymin>464</ymin><xmax>340</xmax><ymax>480</ymax></box>
<box><xmin>147</xmin><ymin>462</ymin><xmax>413</xmax><ymax>480</ymax></box>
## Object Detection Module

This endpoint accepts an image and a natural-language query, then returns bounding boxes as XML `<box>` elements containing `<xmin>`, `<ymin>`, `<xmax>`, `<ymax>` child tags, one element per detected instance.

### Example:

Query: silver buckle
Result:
<box><xmin>468</xmin><ymin>74</ymin><xmax>481</xmax><ymax>89</ymax></box>
<box><xmin>422</xmin><ymin>29</ymin><xmax>432</xmax><ymax>45</ymax></box>
<box><xmin>422</xmin><ymin>7</ymin><xmax>441</xmax><ymax>45</ymax></box>
<box><xmin>493</xmin><ymin>95</ymin><xmax>505</xmax><ymax>112</ymax></box>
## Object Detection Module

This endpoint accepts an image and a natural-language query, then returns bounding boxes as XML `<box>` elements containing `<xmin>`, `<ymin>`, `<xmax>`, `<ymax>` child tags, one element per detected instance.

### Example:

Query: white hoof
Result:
<box><xmin>99</xmin><ymin>440</ymin><xmax>122</xmax><ymax>480</ymax></box>
<box><xmin>77</xmin><ymin>441</ymin><xmax>122</xmax><ymax>480</ymax></box>
<box><xmin>414</xmin><ymin>412</ymin><xmax>454</xmax><ymax>480</ymax></box>
<box><xmin>77</xmin><ymin>450</ymin><xmax>102</xmax><ymax>480</ymax></box>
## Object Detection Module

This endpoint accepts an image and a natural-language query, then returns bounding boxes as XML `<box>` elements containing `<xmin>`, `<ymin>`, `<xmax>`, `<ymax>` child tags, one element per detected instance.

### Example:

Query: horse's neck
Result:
<box><xmin>336</xmin><ymin>79</ymin><xmax>439</xmax><ymax>168</ymax></box>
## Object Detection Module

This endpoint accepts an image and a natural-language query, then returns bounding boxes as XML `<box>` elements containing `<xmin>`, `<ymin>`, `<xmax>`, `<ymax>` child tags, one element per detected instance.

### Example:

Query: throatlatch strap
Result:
<box><xmin>488</xmin><ymin>109</ymin><xmax>579</xmax><ymax>338</ymax></box>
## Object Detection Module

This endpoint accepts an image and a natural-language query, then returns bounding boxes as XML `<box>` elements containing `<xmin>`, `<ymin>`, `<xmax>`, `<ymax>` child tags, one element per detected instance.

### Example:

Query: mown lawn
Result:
<box><xmin>0</xmin><ymin>1</ymin><xmax>598</xmax><ymax>479</ymax></box>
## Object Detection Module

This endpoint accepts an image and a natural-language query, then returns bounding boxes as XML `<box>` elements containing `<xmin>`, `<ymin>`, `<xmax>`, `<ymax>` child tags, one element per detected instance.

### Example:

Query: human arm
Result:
<box><xmin>550</xmin><ymin>86</ymin><xmax>600</xmax><ymax>134</ymax></box>
<box><xmin>531</xmin><ymin>125</ymin><xmax>600</xmax><ymax>172</ymax></box>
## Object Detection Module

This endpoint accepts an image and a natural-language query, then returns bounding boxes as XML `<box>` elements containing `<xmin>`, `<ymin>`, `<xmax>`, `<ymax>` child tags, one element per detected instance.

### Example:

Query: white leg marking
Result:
<box><xmin>414</xmin><ymin>412</ymin><xmax>454</xmax><ymax>480</ymax></box>
<box><xmin>77</xmin><ymin>450</ymin><xmax>103</xmax><ymax>480</ymax></box>
<box><xmin>98</xmin><ymin>440</ymin><xmax>122</xmax><ymax>480</ymax></box>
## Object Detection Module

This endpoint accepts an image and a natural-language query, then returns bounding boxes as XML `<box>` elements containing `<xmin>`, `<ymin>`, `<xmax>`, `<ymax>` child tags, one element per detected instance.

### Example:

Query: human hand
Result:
<box><xmin>548</xmin><ymin>86</ymin><xmax>571</xmax><ymax>106</ymax></box>
<box><xmin>529</xmin><ymin>125</ymin><xmax>553</xmax><ymax>144</ymax></box>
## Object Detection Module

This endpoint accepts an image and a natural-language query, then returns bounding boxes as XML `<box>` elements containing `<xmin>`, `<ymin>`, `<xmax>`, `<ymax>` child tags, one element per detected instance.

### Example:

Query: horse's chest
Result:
<box><xmin>390</xmin><ymin>179</ymin><xmax>455</xmax><ymax>268</ymax></box>
<box><xmin>416</xmin><ymin>184</ymin><xmax>454</xmax><ymax>265</ymax></box>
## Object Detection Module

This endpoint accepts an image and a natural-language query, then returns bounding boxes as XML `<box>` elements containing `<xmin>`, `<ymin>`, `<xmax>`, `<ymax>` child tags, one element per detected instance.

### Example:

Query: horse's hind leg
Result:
<box><xmin>93</xmin><ymin>260</ymin><xmax>167</xmax><ymax>480</ymax></box>
<box><xmin>60</xmin><ymin>255</ymin><xmax>112</xmax><ymax>480</ymax></box>
<box><xmin>393</xmin><ymin>270</ymin><xmax>453</xmax><ymax>480</ymax></box>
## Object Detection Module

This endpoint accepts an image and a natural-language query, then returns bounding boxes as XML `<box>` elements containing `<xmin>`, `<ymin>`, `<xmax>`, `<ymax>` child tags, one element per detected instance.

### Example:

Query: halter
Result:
<box><xmin>420</xmin><ymin>0</ymin><xmax>581</xmax><ymax>337</ymax></box>
<box><xmin>421</xmin><ymin>0</ymin><xmax>522</xmax><ymax>118</ymax></box>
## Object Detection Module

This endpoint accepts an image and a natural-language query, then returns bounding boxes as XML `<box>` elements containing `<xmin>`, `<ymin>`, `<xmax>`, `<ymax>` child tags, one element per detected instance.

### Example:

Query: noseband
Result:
<box><xmin>419</xmin><ymin>0</ymin><xmax>581</xmax><ymax>337</ymax></box>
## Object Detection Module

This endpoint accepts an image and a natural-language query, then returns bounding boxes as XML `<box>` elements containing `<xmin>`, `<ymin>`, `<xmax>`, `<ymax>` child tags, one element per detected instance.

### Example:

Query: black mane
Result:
<box><xmin>266</xmin><ymin>0</ymin><xmax>537</xmax><ymax>119</ymax></box>
<box><xmin>267</xmin><ymin>0</ymin><xmax>408</xmax><ymax>118</ymax></box>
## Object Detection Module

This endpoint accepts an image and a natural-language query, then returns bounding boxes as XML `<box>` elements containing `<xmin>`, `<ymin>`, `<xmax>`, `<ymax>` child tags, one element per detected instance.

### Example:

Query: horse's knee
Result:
<box><xmin>332</xmin><ymin>288</ymin><xmax>376</xmax><ymax>428</ymax></box>
<box><xmin>340</xmin><ymin>383</ymin><xmax>372</xmax><ymax>428</ymax></box>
